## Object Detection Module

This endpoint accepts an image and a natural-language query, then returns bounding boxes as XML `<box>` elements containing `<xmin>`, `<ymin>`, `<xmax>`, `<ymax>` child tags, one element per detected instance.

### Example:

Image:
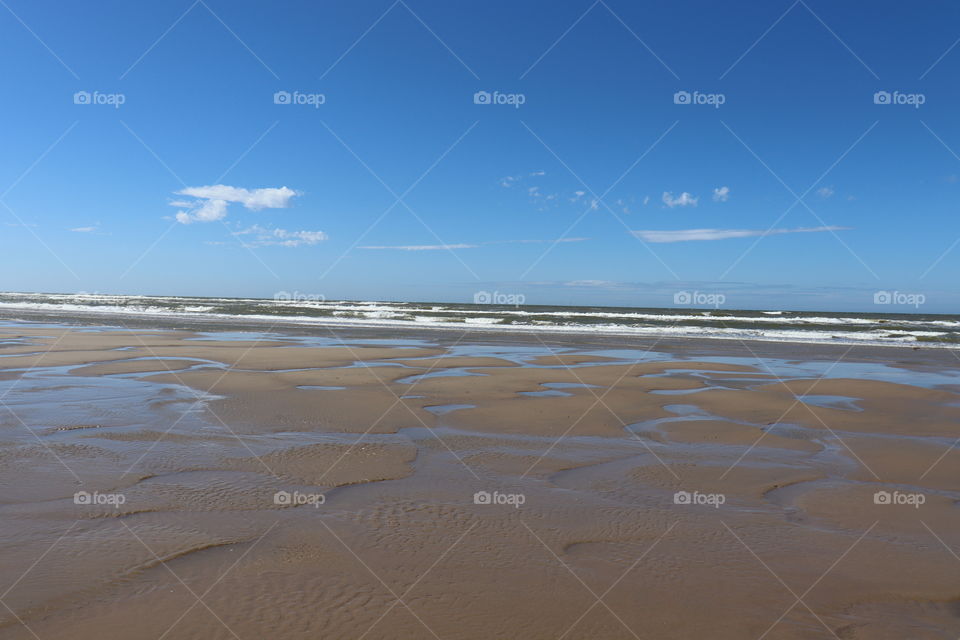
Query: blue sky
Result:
<box><xmin>2</xmin><ymin>0</ymin><xmax>959</xmax><ymax>312</ymax></box>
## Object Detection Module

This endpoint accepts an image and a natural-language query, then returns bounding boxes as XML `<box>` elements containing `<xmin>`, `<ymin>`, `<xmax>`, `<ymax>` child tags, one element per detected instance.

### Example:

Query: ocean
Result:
<box><xmin>0</xmin><ymin>292</ymin><xmax>957</xmax><ymax>348</ymax></box>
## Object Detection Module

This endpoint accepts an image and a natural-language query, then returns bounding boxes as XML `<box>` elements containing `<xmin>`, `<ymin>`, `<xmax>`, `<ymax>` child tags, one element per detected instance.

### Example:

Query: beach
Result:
<box><xmin>0</xmin><ymin>317</ymin><xmax>958</xmax><ymax>639</ymax></box>
<box><xmin>6</xmin><ymin>0</ymin><xmax>958</xmax><ymax>636</ymax></box>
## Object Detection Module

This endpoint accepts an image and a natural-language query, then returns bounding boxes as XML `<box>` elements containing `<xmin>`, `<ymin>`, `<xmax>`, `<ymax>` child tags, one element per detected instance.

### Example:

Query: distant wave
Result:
<box><xmin>0</xmin><ymin>292</ymin><xmax>957</xmax><ymax>348</ymax></box>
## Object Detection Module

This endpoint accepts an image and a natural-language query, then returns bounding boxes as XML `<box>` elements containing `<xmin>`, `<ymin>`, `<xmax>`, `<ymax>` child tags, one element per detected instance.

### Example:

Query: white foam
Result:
<box><xmin>0</xmin><ymin>295</ymin><xmax>955</xmax><ymax>349</ymax></box>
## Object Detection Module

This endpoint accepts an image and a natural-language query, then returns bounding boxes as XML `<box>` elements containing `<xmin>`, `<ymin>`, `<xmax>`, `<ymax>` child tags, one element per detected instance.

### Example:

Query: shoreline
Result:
<box><xmin>2</xmin><ymin>309</ymin><xmax>959</xmax><ymax>371</ymax></box>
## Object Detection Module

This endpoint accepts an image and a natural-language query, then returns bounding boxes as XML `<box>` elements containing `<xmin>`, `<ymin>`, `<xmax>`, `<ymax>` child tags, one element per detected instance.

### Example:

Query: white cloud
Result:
<box><xmin>642</xmin><ymin>195</ymin><xmax>650</xmax><ymax>206</ymax></box>
<box><xmin>179</xmin><ymin>185</ymin><xmax>296</xmax><ymax>210</ymax></box>
<box><xmin>270</xmin><ymin>229</ymin><xmax>327</xmax><ymax>247</ymax></box>
<box><xmin>236</xmin><ymin>224</ymin><xmax>327</xmax><ymax>247</ymax></box>
<box><xmin>175</xmin><ymin>198</ymin><xmax>228</xmax><ymax>224</ymax></box>
<box><xmin>712</xmin><ymin>186</ymin><xmax>730</xmax><ymax>202</ymax></box>
<box><xmin>816</xmin><ymin>186</ymin><xmax>834</xmax><ymax>198</ymax></box>
<box><xmin>662</xmin><ymin>191</ymin><xmax>698</xmax><ymax>208</ymax></box>
<box><xmin>632</xmin><ymin>226</ymin><xmax>849</xmax><ymax>243</ymax></box>
<box><xmin>172</xmin><ymin>185</ymin><xmax>298</xmax><ymax>224</ymax></box>
<box><xmin>70</xmin><ymin>226</ymin><xmax>97</xmax><ymax>233</ymax></box>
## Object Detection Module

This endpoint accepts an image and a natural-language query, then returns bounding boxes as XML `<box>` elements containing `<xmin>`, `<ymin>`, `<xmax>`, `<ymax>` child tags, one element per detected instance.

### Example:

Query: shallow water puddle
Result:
<box><xmin>520</xmin><ymin>389</ymin><xmax>570</xmax><ymax>397</ymax></box>
<box><xmin>423</xmin><ymin>404</ymin><xmax>475</xmax><ymax>416</ymax></box>
<box><xmin>799</xmin><ymin>394</ymin><xmax>863</xmax><ymax>411</ymax></box>
<box><xmin>396</xmin><ymin>368</ymin><xmax>486</xmax><ymax>384</ymax></box>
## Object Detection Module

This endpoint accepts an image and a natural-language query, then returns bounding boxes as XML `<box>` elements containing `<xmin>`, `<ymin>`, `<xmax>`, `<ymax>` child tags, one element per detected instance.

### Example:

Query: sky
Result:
<box><xmin>1</xmin><ymin>0</ymin><xmax>959</xmax><ymax>312</ymax></box>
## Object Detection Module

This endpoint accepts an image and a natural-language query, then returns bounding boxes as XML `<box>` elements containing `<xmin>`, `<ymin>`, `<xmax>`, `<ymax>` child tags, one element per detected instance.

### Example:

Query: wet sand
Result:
<box><xmin>0</xmin><ymin>319</ymin><xmax>958</xmax><ymax>639</ymax></box>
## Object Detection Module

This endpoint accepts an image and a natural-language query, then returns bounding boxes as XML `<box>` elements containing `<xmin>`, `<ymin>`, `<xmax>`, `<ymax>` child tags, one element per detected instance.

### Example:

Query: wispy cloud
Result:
<box><xmin>235</xmin><ymin>224</ymin><xmax>327</xmax><ymax>247</ymax></box>
<box><xmin>662</xmin><ymin>191</ymin><xmax>698</xmax><ymax>207</ymax></box>
<box><xmin>172</xmin><ymin>184</ymin><xmax>298</xmax><ymax>224</ymax></box>
<box><xmin>360</xmin><ymin>237</ymin><xmax>587</xmax><ymax>251</ymax></box>
<box><xmin>70</xmin><ymin>225</ymin><xmax>98</xmax><ymax>233</ymax></box>
<box><xmin>712</xmin><ymin>186</ymin><xmax>730</xmax><ymax>202</ymax></box>
<box><xmin>568</xmin><ymin>190</ymin><xmax>597</xmax><ymax>210</ymax></box>
<box><xmin>632</xmin><ymin>226</ymin><xmax>849</xmax><ymax>243</ymax></box>
<box><xmin>816</xmin><ymin>186</ymin><xmax>834</xmax><ymax>198</ymax></box>
<box><xmin>505</xmin><ymin>237</ymin><xmax>586</xmax><ymax>245</ymax></box>
<box><xmin>360</xmin><ymin>243</ymin><xmax>478</xmax><ymax>251</ymax></box>
<box><xmin>563</xmin><ymin>279</ymin><xmax>619</xmax><ymax>288</ymax></box>
<box><xmin>499</xmin><ymin>170</ymin><xmax>560</xmax><ymax>211</ymax></box>
<box><xmin>499</xmin><ymin>170</ymin><xmax>545</xmax><ymax>188</ymax></box>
